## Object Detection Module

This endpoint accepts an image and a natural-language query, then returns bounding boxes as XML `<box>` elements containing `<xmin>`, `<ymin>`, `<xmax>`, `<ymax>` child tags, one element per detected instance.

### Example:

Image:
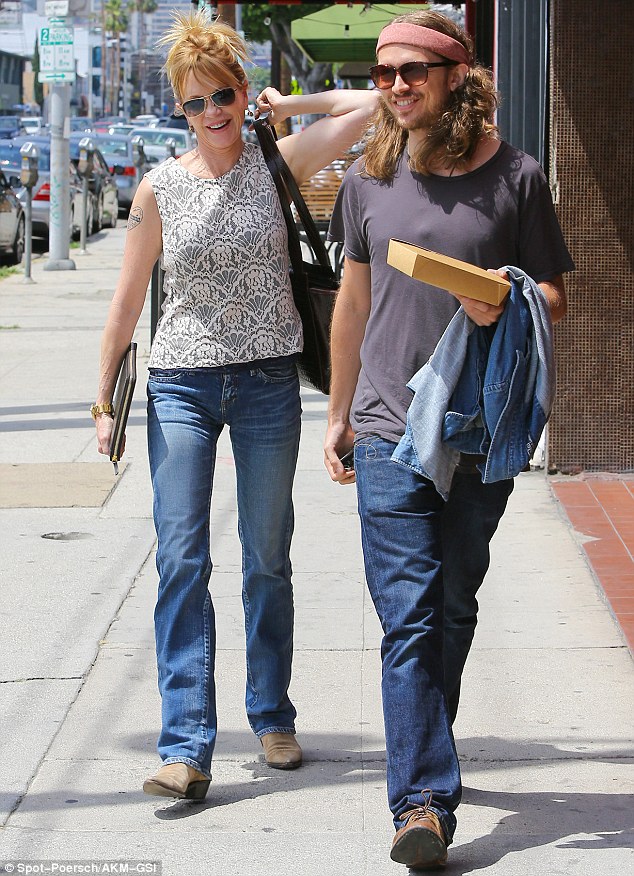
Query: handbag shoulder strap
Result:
<box><xmin>253</xmin><ymin>119</ymin><xmax>334</xmax><ymax>273</ymax></box>
<box><xmin>252</xmin><ymin>119</ymin><xmax>304</xmax><ymax>277</ymax></box>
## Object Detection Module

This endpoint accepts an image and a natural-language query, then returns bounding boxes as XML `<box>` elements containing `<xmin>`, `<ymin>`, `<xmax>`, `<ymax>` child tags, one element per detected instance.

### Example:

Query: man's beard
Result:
<box><xmin>390</xmin><ymin>93</ymin><xmax>451</xmax><ymax>132</ymax></box>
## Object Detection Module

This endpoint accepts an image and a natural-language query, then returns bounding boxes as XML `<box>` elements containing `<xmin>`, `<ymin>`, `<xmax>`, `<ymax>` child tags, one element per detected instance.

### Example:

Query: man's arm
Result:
<box><xmin>324</xmin><ymin>258</ymin><xmax>372</xmax><ymax>484</ymax></box>
<box><xmin>455</xmin><ymin>272</ymin><xmax>568</xmax><ymax>326</ymax></box>
<box><xmin>537</xmin><ymin>274</ymin><xmax>567</xmax><ymax>323</ymax></box>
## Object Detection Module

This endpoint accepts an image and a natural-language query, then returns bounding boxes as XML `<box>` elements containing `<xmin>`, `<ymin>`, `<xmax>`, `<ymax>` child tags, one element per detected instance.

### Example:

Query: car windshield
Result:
<box><xmin>0</xmin><ymin>117</ymin><xmax>19</xmax><ymax>130</ymax></box>
<box><xmin>70</xmin><ymin>118</ymin><xmax>93</xmax><ymax>131</ymax></box>
<box><xmin>132</xmin><ymin>129</ymin><xmax>187</xmax><ymax>147</ymax></box>
<box><xmin>0</xmin><ymin>142</ymin><xmax>51</xmax><ymax>171</ymax></box>
<box><xmin>94</xmin><ymin>138</ymin><xmax>129</xmax><ymax>157</ymax></box>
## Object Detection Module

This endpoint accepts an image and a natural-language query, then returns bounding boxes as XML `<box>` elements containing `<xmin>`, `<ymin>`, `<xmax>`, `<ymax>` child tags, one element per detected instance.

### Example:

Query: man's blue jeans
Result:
<box><xmin>146</xmin><ymin>357</ymin><xmax>301</xmax><ymax>776</ymax></box>
<box><xmin>354</xmin><ymin>437</ymin><xmax>460</xmax><ymax>842</ymax></box>
<box><xmin>442</xmin><ymin>469</ymin><xmax>514</xmax><ymax>721</ymax></box>
<box><xmin>354</xmin><ymin>438</ymin><xmax>513</xmax><ymax>839</ymax></box>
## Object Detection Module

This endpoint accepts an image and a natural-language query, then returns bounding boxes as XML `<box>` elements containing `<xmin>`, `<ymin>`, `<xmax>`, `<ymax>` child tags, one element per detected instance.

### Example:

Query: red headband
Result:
<box><xmin>376</xmin><ymin>23</ymin><xmax>471</xmax><ymax>67</ymax></box>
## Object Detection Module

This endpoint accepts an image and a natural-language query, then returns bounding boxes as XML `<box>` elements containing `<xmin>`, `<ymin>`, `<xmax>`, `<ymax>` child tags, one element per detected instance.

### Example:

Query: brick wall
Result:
<box><xmin>548</xmin><ymin>0</ymin><xmax>634</xmax><ymax>473</ymax></box>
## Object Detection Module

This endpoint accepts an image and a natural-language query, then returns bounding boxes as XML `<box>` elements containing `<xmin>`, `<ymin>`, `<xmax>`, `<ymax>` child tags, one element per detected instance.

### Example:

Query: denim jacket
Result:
<box><xmin>392</xmin><ymin>267</ymin><xmax>556</xmax><ymax>499</ymax></box>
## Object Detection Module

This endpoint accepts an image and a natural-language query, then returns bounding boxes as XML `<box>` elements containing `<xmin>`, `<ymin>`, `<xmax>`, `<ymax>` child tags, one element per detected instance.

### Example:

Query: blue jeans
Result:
<box><xmin>146</xmin><ymin>357</ymin><xmax>301</xmax><ymax>776</ymax></box>
<box><xmin>442</xmin><ymin>470</ymin><xmax>513</xmax><ymax>721</ymax></box>
<box><xmin>354</xmin><ymin>437</ymin><xmax>460</xmax><ymax>842</ymax></box>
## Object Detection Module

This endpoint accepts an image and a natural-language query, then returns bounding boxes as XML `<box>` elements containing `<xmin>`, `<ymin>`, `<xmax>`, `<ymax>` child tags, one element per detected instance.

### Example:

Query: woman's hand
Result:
<box><xmin>95</xmin><ymin>413</ymin><xmax>117</xmax><ymax>457</ymax></box>
<box><xmin>255</xmin><ymin>87</ymin><xmax>290</xmax><ymax>125</ymax></box>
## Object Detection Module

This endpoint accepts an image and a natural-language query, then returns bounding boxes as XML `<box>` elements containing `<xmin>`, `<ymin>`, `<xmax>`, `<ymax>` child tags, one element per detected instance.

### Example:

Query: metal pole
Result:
<box><xmin>44</xmin><ymin>83</ymin><xmax>75</xmax><ymax>271</ymax></box>
<box><xmin>79</xmin><ymin>175</ymin><xmax>89</xmax><ymax>254</ymax></box>
<box><xmin>23</xmin><ymin>189</ymin><xmax>35</xmax><ymax>284</ymax></box>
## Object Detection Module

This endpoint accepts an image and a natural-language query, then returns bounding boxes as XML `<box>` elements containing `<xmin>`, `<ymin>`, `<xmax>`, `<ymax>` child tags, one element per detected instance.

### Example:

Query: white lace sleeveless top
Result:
<box><xmin>146</xmin><ymin>143</ymin><xmax>302</xmax><ymax>368</ymax></box>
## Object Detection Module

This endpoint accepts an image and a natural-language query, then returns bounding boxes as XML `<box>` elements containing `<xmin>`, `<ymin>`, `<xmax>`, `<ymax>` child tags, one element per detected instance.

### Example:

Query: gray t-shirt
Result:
<box><xmin>328</xmin><ymin>142</ymin><xmax>574</xmax><ymax>443</ymax></box>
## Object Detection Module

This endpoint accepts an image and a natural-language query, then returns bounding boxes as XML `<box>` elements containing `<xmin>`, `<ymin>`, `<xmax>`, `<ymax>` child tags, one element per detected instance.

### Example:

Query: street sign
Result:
<box><xmin>39</xmin><ymin>24</ymin><xmax>75</xmax><ymax>83</ymax></box>
<box><xmin>44</xmin><ymin>0</ymin><xmax>69</xmax><ymax>16</ymax></box>
<box><xmin>38</xmin><ymin>71</ymin><xmax>76</xmax><ymax>82</ymax></box>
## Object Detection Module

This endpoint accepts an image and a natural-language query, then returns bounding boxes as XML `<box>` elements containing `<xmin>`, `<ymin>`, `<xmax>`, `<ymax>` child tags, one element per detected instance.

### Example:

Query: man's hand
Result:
<box><xmin>453</xmin><ymin>268</ymin><xmax>508</xmax><ymax>326</ymax></box>
<box><xmin>454</xmin><ymin>295</ymin><xmax>505</xmax><ymax>326</ymax></box>
<box><xmin>324</xmin><ymin>423</ymin><xmax>356</xmax><ymax>485</ymax></box>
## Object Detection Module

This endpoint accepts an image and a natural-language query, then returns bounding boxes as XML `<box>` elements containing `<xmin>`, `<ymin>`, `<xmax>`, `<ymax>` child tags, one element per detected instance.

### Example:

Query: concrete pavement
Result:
<box><xmin>0</xmin><ymin>227</ymin><xmax>632</xmax><ymax>875</ymax></box>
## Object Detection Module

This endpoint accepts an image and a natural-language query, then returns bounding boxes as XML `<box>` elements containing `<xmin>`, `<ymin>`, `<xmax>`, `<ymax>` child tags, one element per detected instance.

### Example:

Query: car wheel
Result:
<box><xmin>69</xmin><ymin>204</ymin><xmax>77</xmax><ymax>240</ymax></box>
<box><xmin>70</xmin><ymin>204</ymin><xmax>81</xmax><ymax>241</ymax></box>
<box><xmin>109</xmin><ymin>196</ymin><xmax>119</xmax><ymax>228</ymax></box>
<box><xmin>86</xmin><ymin>200</ymin><xmax>94</xmax><ymax>238</ymax></box>
<box><xmin>92</xmin><ymin>195</ymin><xmax>104</xmax><ymax>234</ymax></box>
<box><xmin>11</xmin><ymin>216</ymin><xmax>25</xmax><ymax>265</ymax></box>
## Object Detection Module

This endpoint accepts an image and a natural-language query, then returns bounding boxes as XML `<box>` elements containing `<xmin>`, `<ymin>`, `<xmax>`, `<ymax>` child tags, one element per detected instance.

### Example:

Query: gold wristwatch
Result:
<box><xmin>90</xmin><ymin>402</ymin><xmax>114</xmax><ymax>420</ymax></box>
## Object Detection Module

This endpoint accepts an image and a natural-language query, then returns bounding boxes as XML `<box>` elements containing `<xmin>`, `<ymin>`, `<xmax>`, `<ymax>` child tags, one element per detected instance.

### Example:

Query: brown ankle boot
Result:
<box><xmin>260</xmin><ymin>732</ymin><xmax>303</xmax><ymax>770</ymax></box>
<box><xmin>143</xmin><ymin>763</ymin><xmax>210</xmax><ymax>800</ymax></box>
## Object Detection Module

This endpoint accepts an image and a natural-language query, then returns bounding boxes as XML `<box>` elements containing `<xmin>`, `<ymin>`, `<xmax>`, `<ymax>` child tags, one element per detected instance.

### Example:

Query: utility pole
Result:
<box><xmin>44</xmin><ymin>82</ymin><xmax>75</xmax><ymax>271</ymax></box>
<box><xmin>217</xmin><ymin>4</ymin><xmax>235</xmax><ymax>27</ymax></box>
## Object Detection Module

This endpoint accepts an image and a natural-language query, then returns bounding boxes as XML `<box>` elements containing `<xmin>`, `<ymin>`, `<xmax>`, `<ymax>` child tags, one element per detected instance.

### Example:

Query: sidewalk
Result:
<box><xmin>0</xmin><ymin>229</ymin><xmax>632</xmax><ymax>875</ymax></box>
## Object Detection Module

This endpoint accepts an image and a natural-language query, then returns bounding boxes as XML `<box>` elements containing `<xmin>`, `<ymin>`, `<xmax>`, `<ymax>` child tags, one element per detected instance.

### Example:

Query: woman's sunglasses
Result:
<box><xmin>369</xmin><ymin>60</ymin><xmax>456</xmax><ymax>89</ymax></box>
<box><xmin>179</xmin><ymin>87</ymin><xmax>237</xmax><ymax>118</ymax></box>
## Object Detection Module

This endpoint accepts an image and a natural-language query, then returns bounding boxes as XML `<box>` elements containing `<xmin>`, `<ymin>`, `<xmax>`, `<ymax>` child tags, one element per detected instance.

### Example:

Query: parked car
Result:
<box><xmin>69</xmin><ymin>117</ymin><xmax>94</xmax><ymax>133</ymax></box>
<box><xmin>0</xmin><ymin>116</ymin><xmax>21</xmax><ymax>139</ymax></box>
<box><xmin>69</xmin><ymin>134</ymin><xmax>119</xmax><ymax>231</ymax></box>
<box><xmin>90</xmin><ymin>133</ymin><xmax>153</xmax><ymax>212</ymax></box>
<box><xmin>20</xmin><ymin>117</ymin><xmax>44</xmax><ymax>136</ymax></box>
<box><xmin>107</xmin><ymin>124</ymin><xmax>135</xmax><ymax>136</ymax></box>
<box><xmin>0</xmin><ymin>170</ymin><xmax>25</xmax><ymax>264</ymax></box>
<box><xmin>128</xmin><ymin>126</ymin><xmax>195</xmax><ymax>161</ymax></box>
<box><xmin>92</xmin><ymin>117</ymin><xmax>127</xmax><ymax>135</ymax></box>
<box><xmin>149</xmin><ymin>114</ymin><xmax>189</xmax><ymax>130</ymax></box>
<box><xmin>0</xmin><ymin>136</ymin><xmax>89</xmax><ymax>242</ymax></box>
<box><xmin>131</xmin><ymin>114</ymin><xmax>158</xmax><ymax>126</ymax></box>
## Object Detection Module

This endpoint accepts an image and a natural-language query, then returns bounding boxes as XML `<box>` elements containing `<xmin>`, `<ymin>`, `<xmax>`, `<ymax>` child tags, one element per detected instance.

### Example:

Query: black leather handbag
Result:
<box><xmin>253</xmin><ymin>118</ymin><xmax>339</xmax><ymax>395</ymax></box>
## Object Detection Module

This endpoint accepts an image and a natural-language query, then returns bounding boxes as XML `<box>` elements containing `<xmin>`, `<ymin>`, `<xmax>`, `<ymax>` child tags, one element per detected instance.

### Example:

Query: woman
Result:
<box><xmin>92</xmin><ymin>11</ymin><xmax>378</xmax><ymax>800</ymax></box>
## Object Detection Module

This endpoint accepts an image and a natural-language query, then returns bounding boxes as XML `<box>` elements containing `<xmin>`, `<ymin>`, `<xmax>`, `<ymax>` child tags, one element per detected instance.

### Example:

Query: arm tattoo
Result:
<box><xmin>127</xmin><ymin>206</ymin><xmax>144</xmax><ymax>231</ymax></box>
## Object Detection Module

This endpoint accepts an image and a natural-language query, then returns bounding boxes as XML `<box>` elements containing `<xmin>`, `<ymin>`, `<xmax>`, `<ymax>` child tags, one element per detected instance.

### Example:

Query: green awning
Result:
<box><xmin>291</xmin><ymin>4</ymin><xmax>430</xmax><ymax>64</ymax></box>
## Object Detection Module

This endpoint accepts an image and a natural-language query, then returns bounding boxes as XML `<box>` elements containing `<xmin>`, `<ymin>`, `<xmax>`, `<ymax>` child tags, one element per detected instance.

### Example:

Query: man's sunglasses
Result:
<box><xmin>179</xmin><ymin>87</ymin><xmax>237</xmax><ymax>118</ymax></box>
<box><xmin>369</xmin><ymin>61</ymin><xmax>456</xmax><ymax>89</ymax></box>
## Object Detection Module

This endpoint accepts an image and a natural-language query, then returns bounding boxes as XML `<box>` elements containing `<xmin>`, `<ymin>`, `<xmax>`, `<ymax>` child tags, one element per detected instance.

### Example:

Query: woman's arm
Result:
<box><xmin>255</xmin><ymin>87</ymin><xmax>380</xmax><ymax>185</ymax></box>
<box><xmin>94</xmin><ymin>177</ymin><xmax>163</xmax><ymax>455</ymax></box>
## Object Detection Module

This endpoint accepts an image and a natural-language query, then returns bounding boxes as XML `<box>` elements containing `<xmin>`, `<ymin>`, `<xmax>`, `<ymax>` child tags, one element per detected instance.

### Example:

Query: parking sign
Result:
<box><xmin>39</xmin><ymin>24</ymin><xmax>75</xmax><ymax>82</ymax></box>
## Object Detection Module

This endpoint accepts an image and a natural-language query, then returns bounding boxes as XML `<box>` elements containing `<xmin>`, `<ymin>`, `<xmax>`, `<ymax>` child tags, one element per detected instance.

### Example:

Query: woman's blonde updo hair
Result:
<box><xmin>157</xmin><ymin>10</ymin><xmax>250</xmax><ymax>103</ymax></box>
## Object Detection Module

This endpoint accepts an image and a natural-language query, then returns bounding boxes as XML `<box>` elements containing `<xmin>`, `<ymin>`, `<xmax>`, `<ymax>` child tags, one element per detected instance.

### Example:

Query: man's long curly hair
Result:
<box><xmin>363</xmin><ymin>10</ymin><xmax>499</xmax><ymax>180</ymax></box>
<box><xmin>157</xmin><ymin>10</ymin><xmax>250</xmax><ymax>104</ymax></box>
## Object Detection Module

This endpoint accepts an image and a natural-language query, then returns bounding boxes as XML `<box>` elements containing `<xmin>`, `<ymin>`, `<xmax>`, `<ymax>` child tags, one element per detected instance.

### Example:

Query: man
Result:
<box><xmin>323</xmin><ymin>10</ymin><xmax>574</xmax><ymax>871</ymax></box>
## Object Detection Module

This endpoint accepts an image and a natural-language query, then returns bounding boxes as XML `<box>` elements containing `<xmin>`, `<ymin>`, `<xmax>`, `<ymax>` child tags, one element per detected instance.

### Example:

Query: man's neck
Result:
<box><xmin>407</xmin><ymin>132</ymin><xmax>501</xmax><ymax>177</ymax></box>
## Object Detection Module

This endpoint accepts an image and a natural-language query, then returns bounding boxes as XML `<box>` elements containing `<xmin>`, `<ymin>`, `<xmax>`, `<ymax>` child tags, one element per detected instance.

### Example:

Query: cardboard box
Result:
<box><xmin>387</xmin><ymin>239</ymin><xmax>511</xmax><ymax>305</ymax></box>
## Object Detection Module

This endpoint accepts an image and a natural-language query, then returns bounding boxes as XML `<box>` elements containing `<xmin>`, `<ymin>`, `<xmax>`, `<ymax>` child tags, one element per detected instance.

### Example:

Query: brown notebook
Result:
<box><xmin>108</xmin><ymin>342</ymin><xmax>137</xmax><ymax>474</ymax></box>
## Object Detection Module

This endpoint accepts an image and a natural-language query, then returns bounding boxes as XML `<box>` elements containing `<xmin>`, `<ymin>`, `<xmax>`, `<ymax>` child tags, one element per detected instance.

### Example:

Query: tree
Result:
<box><xmin>241</xmin><ymin>4</ymin><xmax>334</xmax><ymax>96</ymax></box>
<box><xmin>104</xmin><ymin>0</ymin><xmax>129</xmax><ymax>115</ymax></box>
<box><xmin>32</xmin><ymin>37</ymin><xmax>43</xmax><ymax>110</ymax></box>
<box><xmin>129</xmin><ymin>0</ymin><xmax>158</xmax><ymax>114</ymax></box>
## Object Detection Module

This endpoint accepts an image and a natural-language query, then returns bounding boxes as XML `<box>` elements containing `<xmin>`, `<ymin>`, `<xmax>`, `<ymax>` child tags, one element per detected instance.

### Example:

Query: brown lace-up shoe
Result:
<box><xmin>390</xmin><ymin>790</ymin><xmax>448</xmax><ymax>870</ymax></box>
<box><xmin>260</xmin><ymin>732</ymin><xmax>303</xmax><ymax>769</ymax></box>
<box><xmin>143</xmin><ymin>763</ymin><xmax>210</xmax><ymax>800</ymax></box>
